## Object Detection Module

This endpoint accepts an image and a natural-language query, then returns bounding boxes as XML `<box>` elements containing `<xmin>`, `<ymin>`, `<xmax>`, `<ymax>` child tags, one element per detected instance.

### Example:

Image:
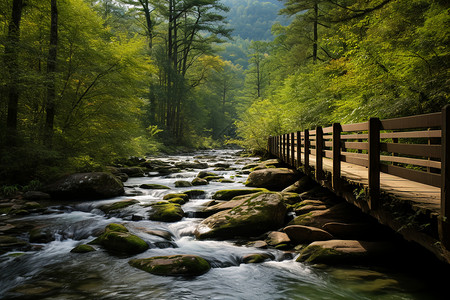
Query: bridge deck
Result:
<box><xmin>304</xmin><ymin>154</ymin><xmax>441</xmax><ymax>215</ymax></box>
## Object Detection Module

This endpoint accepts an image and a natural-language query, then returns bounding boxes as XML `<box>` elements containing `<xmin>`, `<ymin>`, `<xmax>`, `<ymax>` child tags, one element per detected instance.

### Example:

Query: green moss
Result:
<box><xmin>212</xmin><ymin>188</ymin><xmax>268</xmax><ymax>200</ymax></box>
<box><xmin>105</xmin><ymin>223</ymin><xmax>129</xmax><ymax>233</ymax></box>
<box><xmin>149</xmin><ymin>203</ymin><xmax>184</xmax><ymax>222</ymax></box>
<box><xmin>99</xmin><ymin>199</ymin><xmax>139</xmax><ymax>213</ymax></box>
<box><xmin>297</xmin><ymin>245</ymin><xmax>344</xmax><ymax>264</ymax></box>
<box><xmin>218</xmin><ymin>179</ymin><xmax>235</xmax><ymax>183</ymax></box>
<box><xmin>183</xmin><ymin>190</ymin><xmax>205</xmax><ymax>198</ymax></box>
<box><xmin>242</xmin><ymin>253</ymin><xmax>272</xmax><ymax>264</ymax></box>
<box><xmin>98</xmin><ymin>231</ymin><xmax>149</xmax><ymax>255</ymax></box>
<box><xmin>163</xmin><ymin>193</ymin><xmax>189</xmax><ymax>201</ymax></box>
<box><xmin>71</xmin><ymin>244</ymin><xmax>96</xmax><ymax>253</ymax></box>
<box><xmin>167</xmin><ymin>197</ymin><xmax>186</xmax><ymax>205</ymax></box>
<box><xmin>203</xmin><ymin>175</ymin><xmax>224</xmax><ymax>181</ymax></box>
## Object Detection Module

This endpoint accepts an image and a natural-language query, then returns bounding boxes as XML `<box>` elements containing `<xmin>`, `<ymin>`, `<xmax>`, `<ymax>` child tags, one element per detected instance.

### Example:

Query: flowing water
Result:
<box><xmin>0</xmin><ymin>150</ymin><xmax>446</xmax><ymax>299</ymax></box>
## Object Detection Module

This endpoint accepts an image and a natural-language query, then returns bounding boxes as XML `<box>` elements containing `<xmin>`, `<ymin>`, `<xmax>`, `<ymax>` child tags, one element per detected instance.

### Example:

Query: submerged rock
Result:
<box><xmin>174</xmin><ymin>180</ymin><xmax>192</xmax><ymax>188</ymax></box>
<box><xmin>43</xmin><ymin>172</ymin><xmax>124</xmax><ymax>200</ymax></box>
<box><xmin>91</xmin><ymin>223</ymin><xmax>149</xmax><ymax>255</ymax></box>
<box><xmin>212</xmin><ymin>188</ymin><xmax>268</xmax><ymax>200</ymax></box>
<box><xmin>98</xmin><ymin>199</ymin><xmax>139</xmax><ymax>214</ymax></box>
<box><xmin>140</xmin><ymin>183</ymin><xmax>170</xmax><ymax>190</ymax></box>
<box><xmin>195</xmin><ymin>192</ymin><xmax>287</xmax><ymax>240</ymax></box>
<box><xmin>175</xmin><ymin>161</ymin><xmax>208</xmax><ymax>169</ymax></box>
<box><xmin>183</xmin><ymin>190</ymin><xmax>206</xmax><ymax>198</ymax></box>
<box><xmin>245</xmin><ymin>168</ymin><xmax>298</xmax><ymax>191</ymax></box>
<box><xmin>0</xmin><ymin>235</ymin><xmax>30</xmax><ymax>254</ymax></box>
<box><xmin>163</xmin><ymin>193</ymin><xmax>189</xmax><ymax>202</ymax></box>
<box><xmin>71</xmin><ymin>244</ymin><xmax>96</xmax><ymax>253</ymax></box>
<box><xmin>242</xmin><ymin>253</ymin><xmax>273</xmax><ymax>264</ymax></box>
<box><xmin>129</xmin><ymin>255</ymin><xmax>211</xmax><ymax>276</ymax></box>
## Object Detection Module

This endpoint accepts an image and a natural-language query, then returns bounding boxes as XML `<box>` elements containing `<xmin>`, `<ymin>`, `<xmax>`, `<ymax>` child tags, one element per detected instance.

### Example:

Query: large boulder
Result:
<box><xmin>296</xmin><ymin>240</ymin><xmax>397</xmax><ymax>265</ymax></box>
<box><xmin>91</xmin><ymin>223</ymin><xmax>149</xmax><ymax>255</ymax></box>
<box><xmin>129</xmin><ymin>255</ymin><xmax>211</xmax><ymax>276</ymax></box>
<box><xmin>245</xmin><ymin>168</ymin><xmax>298</xmax><ymax>191</ymax></box>
<box><xmin>195</xmin><ymin>192</ymin><xmax>287</xmax><ymax>240</ymax></box>
<box><xmin>282</xmin><ymin>175</ymin><xmax>316</xmax><ymax>194</ymax></box>
<box><xmin>43</xmin><ymin>172</ymin><xmax>124</xmax><ymax>200</ymax></box>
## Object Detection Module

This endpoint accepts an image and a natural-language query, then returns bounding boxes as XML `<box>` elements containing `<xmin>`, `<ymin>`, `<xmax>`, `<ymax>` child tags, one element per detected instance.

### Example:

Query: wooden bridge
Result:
<box><xmin>267</xmin><ymin>105</ymin><xmax>450</xmax><ymax>264</ymax></box>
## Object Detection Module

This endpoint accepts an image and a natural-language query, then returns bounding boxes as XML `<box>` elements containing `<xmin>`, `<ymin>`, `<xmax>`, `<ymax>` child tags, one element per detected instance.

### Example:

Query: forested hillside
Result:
<box><xmin>0</xmin><ymin>0</ymin><xmax>448</xmax><ymax>187</ymax></box>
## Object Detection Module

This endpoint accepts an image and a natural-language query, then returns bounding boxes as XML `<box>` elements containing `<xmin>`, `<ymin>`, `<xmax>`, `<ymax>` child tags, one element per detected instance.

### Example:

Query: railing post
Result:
<box><xmin>286</xmin><ymin>133</ymin><xmax>290</xmax><ymax>165</ymax></box>
<box><xmin>440</xmin><ymin>105</ymin><xmax>450</xmax><ymax>249</ymax></box>
<box><xmin>368</xmin><ymin>118</ymin><xmax>380</xmax><ymax>210</ymax></box>
<box><xmin>316</xmin><ymin>126</ymin><xmax>323</xmax><ymax>182</ymax></box>
<box><xmin>304</xmin><ymin>129</ymin><xmax>310</xmax><ymax>174</ymax></box>
<box><xmin>278</xmin><ymin>135</ymin><xmax>282</xmax><ymax>158</ymax></box>
<box><xmin>291</xmin><ymin>132</ymin><xmax>295</xmax><ymax>167</ymax></box>
<box><xmin>332</xmin><ymin>123</ymin><xmax>341</xmax><ymax>191</ymax></box>
<box><xmin>283</xmin><ymin>134</ymin><xmax>286</xmax><ymax>162</ymax></box>
<box><xmin>296</xmin><ymin>131</ymin><xmax>301</xmax><ymax>168</ymax></box>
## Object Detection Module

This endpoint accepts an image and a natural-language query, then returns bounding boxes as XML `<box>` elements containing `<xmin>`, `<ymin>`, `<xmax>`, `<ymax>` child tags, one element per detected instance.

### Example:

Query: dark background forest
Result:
<box><xmin>0</xmin><ymin>0</ymin><xmax>448</xmax><ymax>189</ymax></box>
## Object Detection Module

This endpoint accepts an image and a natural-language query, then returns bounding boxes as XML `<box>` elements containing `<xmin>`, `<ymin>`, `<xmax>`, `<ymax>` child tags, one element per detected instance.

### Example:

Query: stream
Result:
<box><xmin>0</xmin><ymin>149</ymin><xmax>446</xmax><ymax>299</ymax></box>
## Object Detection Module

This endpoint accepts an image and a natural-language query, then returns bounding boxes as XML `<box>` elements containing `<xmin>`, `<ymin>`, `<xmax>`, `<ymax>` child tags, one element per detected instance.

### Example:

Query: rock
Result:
<box><xmin>283</xmin><ymin>225</ymin><xmax>333</xmax><ymax>244</ymax></box>
<box><xmin>158</xmin><ymin>167</ymin><xmax>181</xmax><ymax>175</ymax></box>
<box><xmin>213</xmin><ymin>163</ymin><xmax>231</xmax><ymax>168</ymax></box>
<box><xmin>212</xmin><ymin>188</ymin><xmax>268</xmax><ymax>200</ymax></box>
<box><xmin>197</xmin><ymin>171</ymin><xmax>218</xmax><ymax>178</ymax></box>
<box><xmin>91</xmin><ymin>223</ymin><xmax>149</xmax><ymax>255</ymax></box>
<box><xmin>242</xmin><ymin>253</ymin><xmax>273</xmax><ymax>264</ymax></box>
<box><xmin>0</xmin><ymin>236</ymin><xmax>30</xmax><ymax>254</ymax></box>
<box><xmin>295</xmin><ymin>204</ymin><xmax>329</xmax><ymax>215</ymax></box>
<box><xmin>203</xmin><ymin>175</ymin><xmax>225</xmax><ymax>181</ymax></box>
<box><xmin>191</xmin><ymin>177</ymin><xmax>208</xmax><ymax>186</ymax></box>
<box><xmin>218</xmin><ymin>179</ymin><xmax>235</xmax><ymax>183</ymax></box>
<box><xmin>140</xmin><ymin>183</ymin><xmax>170</xmax><ymax>189</ymax></box>
<box><xmin>43</xmin><ymin>172</ymin><xmax>124</xmax><ymax>200</ymax></box>
<box><xmin>163</xmin><ymin>193</ymin><xmax>189</xmax><ymax>202</ymax></box>
<box><xmin>143</xmin><ymin>229</ymin><xmax>174</xmax><ymax>240</ymax></box>
<box><xmin>98</xmin><ymin>199</ymin><xmax>139</xmax><ymax>214</ymax></box>
<box><xmin>281</xmin><ymin>192</ymin><xmax>302</xmax><ymax>205</ymax></box>
<box><xmin>183</xmin><ymin>190</ymin><xmax>206</xmax><ymax>198</ymax></box>
<box><xmin>115</xmin><ymin>173</ymin><xmax>129</xmax><ymax>182</ymax></box>
<box><xmin>247</xmin><ymin>240</ymin><xmax>268</xmax><ymax>248</ymax></box>
<box><xmin>148</xmin><ymin>202</ymin><xmax>184</xmax><ymax>222</ymax></box>
<box><xmin>71</xmin><ymin>244</ymin><xmax>96</xmax><ymax>253</ymax></box>
<box><xmin>296</xmin><ymin>240</ymin><xmax>397</xmax><ymax>265</ymax></box>
<box><xmin>129</xmin><ymin>255</ymin><xmax>211</xmax><ymax>276</ymax></box>
<box><xmin>23</xmin><ymin>191</ymin><xmax>51</xmax><ymax>201</ymax></box>
<box><xmin>174</xmin><ymin>180</ymin><xmax>192</xmax><ymax>188</ymax></box>
<box><xmin>203</xmin><ymin>194</ymin><xmax>253</xmax><ymax>216</ymax></box>
<box><xmin>29</xmin><ymin>227</ymin><xmax>54</xmax><ymax>243</ymax></box>
<box><xmin>175</xmin><ymin>161</ymin><xmax>208</xmax><ymax>169</ymax></box>
<box><xmin>265</xmin><ymin>231</ymin><xmax>290</xmax><ymax>246</ymax></box>
<box><xmin>195</xmin><ymin>192</ymin><xmax>287</xmax><ymax>239</ymax></box>
<box><xmin>117</xmin><ymin>167</ymin><xmax>145</xmax><ymax>177</ymax></box>
<box><xmin>245</xmin><ymin>168</ymin><xmax>298</xmax><ymax>191</ymax></box>
<box><xmin>288</xmin><ymin>202</ymin><xmax>365</xmax><ymax>228</ymax></box>
<box><xmin>282</xmin><ymin>176</ymin><xmax>316</xmax><ymax>194</ymax></box>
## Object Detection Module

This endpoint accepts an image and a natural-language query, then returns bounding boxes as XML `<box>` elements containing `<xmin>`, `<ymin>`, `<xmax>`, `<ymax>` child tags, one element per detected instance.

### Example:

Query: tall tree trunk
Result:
<box><xmin>5</xmin><ymin>0</ymin><xmax>24</xmax><ymax>146</ymax></box>
<box><xmin>313</xmin><ymin>2</ymin><xmax>318</xmax><ymax>63</ymax></box>
<box><xmin>44</xmin><ymin>0</ymin><xmax>58</xmax><ymax>147</ymax></box>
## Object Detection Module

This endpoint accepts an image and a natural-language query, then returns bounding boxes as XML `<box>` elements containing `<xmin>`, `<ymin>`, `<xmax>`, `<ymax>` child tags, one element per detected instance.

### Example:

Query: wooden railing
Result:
<box><xmin>268</xmin><ymin>105</ymin><xmax>449</xmax><ymax>247</ymax></box>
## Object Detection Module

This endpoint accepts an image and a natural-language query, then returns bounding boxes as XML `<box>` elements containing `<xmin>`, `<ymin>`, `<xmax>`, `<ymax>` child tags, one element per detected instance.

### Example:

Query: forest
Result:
<box><xmin>0</xmin><ymin>0</ymin><xmax>449</xmax><ymax>188</ymax></box>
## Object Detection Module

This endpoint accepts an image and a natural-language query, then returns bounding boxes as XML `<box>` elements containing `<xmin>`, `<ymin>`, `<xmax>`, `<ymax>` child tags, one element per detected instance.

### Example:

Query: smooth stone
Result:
<box><xmin>283</xmin><ymin>225</ymin><xmax>333</xmax><ymax>244</ymax></box>
<box><xmin>245</xmin><ymin>168</ymin><xmax>298</xmax><ymax>191</ymax></box>
<box><xmin>265</xmin><ymin>231</ymin><xmax>291</xmax><ymax>246</ymax></box>
<box><xmin>129</xmin><ymin>254</ymin><xmax>211</xmax><ymax>276</ymax></box>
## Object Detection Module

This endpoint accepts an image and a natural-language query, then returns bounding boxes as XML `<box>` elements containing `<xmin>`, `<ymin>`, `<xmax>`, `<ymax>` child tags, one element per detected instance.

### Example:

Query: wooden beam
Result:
<box><xmin>316</xmin><ymin>126</ymin><xmax>323</xmax><ymax>182</ymax></box>
<box><xmin>296</xmin><ymin>131</ymin><xmax>301</xmax><ymax>168</ymax></box>
<box><xmin>369</xmin><ymin>118</ymin><xmax>380</xmax><ymax>210</ymax></box>
<box><xmin>286</xmin><ymin>133</ymin><xmax>290</xmax><ymax>164</ymax></box>
<box><xmin>440</xmin><ymin>105</ymin><xmax>450</xmax><ymax>249</ymax></box>
<box><xmin>291</xmin><ymin>132</ymin><xmax>295</xmax><ymax>167</ymax></box>
<box><xmin>304</xmin><ymin>129</ymin><xmax>310</xmax><ymax>174</ymax></box>
<box><xmin>332</xmin><ymin>123</ymin><xmax>341</xmax><ymax>191</ymax></box>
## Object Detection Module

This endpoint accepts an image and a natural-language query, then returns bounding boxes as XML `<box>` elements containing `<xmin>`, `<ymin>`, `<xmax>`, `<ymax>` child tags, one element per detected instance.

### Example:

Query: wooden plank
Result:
<box><xmin>441</xmin><ymin>105</ymin><xmax>450</xmax><ymax>248</ymax></box>
<box><xmin>341</xmin><ymin>133</ymin><xmax>369</xmax><ymax>140</ymax></box>
<box><xmin>341</xmin><ymin>121</ymin><xmax>369</xmax><ymax>132</ymax></box>
<box><xmin>323</xmin><ymin>126</ymin><xmax>333</xmax><ymax>134</ymax></box>
<box><xmin>380</xmin><ymin>155</ymin><xmax>441</xmax><ymax>169</ymax></box>
<box><xmin>380</xmin><ymin>130</ymin><xmax>442</xmax><ymax>139</ymax></box>
<box><xmin>380</xmin><ymin>164</ymin><xmax>441</xmax><ymax>188</ymax></box>
<box><xmin>286</xmin><ymin>133</ymin><xmax>290</xmax><ymax>165</ymax></box>
<box><xmin>381</xmin><ymin>112</ymin><xmax>441</xmax><ymax>130</ymax></box>
<box><xmin>297</xmin><ymin>131</ymin><xmax>301</xmax><ymax>168</ymax></box>
<box><xmin>380</xmin><ymin>143</ymin><xmax>441</xmax><ymax>159</ymax></box>
<box><xmin>333</xmin><ymin>123</ymin><xmax>341</xmax><ymax>191</ymax></box>
<box><xmin>341</xmin><ymin>155</ymin><xmax>369</xmax><ymax>167</ymax></box>
<box><xmin>324</xmin><ymin>150</ymin><xmax>333</xmax><ymax>158</ymax></box>
<box><xmin>369</xmin><ymin>118</ymin><xmax>381</xmax><ymax>210</ymax></box>
<box><xmin>343</xmin><ymin>142</ymin><xmax>369</xmax><ymax>150</ymax></box>
<box><xmin>291</xmin><ymin>132</ymin><xmax>295</xmax><ymax>167</ymax></box>
<box><xmin>316</xmin><ymin>126</ymin><xmax>323</xmax><ymax>182</ymax></box>
<box><xmin>304</xmin><ymin>129</ymin><xmax>310</xmax><ymax>173</ymax></box>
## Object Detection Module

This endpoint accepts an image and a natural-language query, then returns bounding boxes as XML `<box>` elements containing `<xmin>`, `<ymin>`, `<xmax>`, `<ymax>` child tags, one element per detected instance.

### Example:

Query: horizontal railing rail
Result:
<box><xmin>267</xmin><ymin>105</ymin><xmax>449</xmax><ymax>248</ymax></box>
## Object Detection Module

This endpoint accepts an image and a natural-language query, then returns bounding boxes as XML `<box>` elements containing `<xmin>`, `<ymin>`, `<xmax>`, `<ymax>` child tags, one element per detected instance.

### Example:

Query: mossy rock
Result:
<box><xmin>174</xmin><ymin>180</ymin><xmax>192</xmax><ymax>188</ymax></box>
<box><xmin>242</xmin><ymin>253</ymin><xmax>273</xmax><ymax>264</ymax></box>
<box><xmin>148</xmin><ymin>203</ymin><xmax>184</xmax><ymax>222</ymax></box>
<box><xmin>140</xmin><ymin>184</ymin><xmax>171</xmax><ymax>190</ymax></box>
<box><xmin>168</xmin><ymin>197</ymin><xmax>186</xmax><ymax>205</ymax></box>
<box><xmin>163</xmin><ymin>193</ymin><xmax>189</xmax><ymax>201</ymax></box>
<box><xmin>90</xmin><ymin>223</ymin><xmax>149</xmax><ymax>255</ymax></box>
<box><xmin>191</xmin><ymin>177</ymin><xmax>208</xmax><ymax>186</ymax></box>
<box><xmin>0</xmin><ymin>236</ymin><xmax>30</xmax><ymax>254</ymax></box>
<box><xmin>129</xmin><ymin>255</ymin><xmax>211</xmax><ymax>276</ymax></box>
<box><xmin>197</xmin><ymin>171</ymin><xmax>218</xmax><ymax>178</ymax></box>
<box><xmin>212</xmin><ymin>188</ymin><xmax>268</xmax><ymax>200</ymax></box>
<box><xmin>218</xmin><ymin>179</ymin><xmax>235</xmax><ymax>183</ymax></box>
<box><xmin>71</xmin><ymin>244</ymin><xmax>96</xmax><ymax>253</ymax></box>
<box><xmin>203</xmin><ymin>175</ymin><xmax>224</xmax><ymax>182</ymax></box>
<box><xmin>99</xmin><ymin>199</ymin><xmax>139</xmax><ymax>213</ymax></box>
<box><xmin>281</xmin><ymin>192</ymin><xmax>302</xmax><ymax>205</ymax></box>
<box><xmin>183</xmin><ymin>190</ymin><xmax>206</xmax><ymax>198</ymax></box>
<box><xmin>29</xmin><ymin>227</ymin><xmax>54</xmax><ymax>243</ymax></box>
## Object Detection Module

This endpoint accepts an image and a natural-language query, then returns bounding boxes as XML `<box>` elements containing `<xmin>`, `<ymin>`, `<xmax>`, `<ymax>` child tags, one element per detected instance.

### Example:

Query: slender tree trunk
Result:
<box><xmin>44</xmin><ymin>0</ymin><xmax>58</xmax><ymax>147</ymax></box>
<box><xmin>313</xmin><ymin>2</ymin><xmax>318</xmax><ymax>63</ymax></box>
<box><xmin>5</xmin><ymin>0</ymin><xmax>24</xmax><ymax>146</ymax></box>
